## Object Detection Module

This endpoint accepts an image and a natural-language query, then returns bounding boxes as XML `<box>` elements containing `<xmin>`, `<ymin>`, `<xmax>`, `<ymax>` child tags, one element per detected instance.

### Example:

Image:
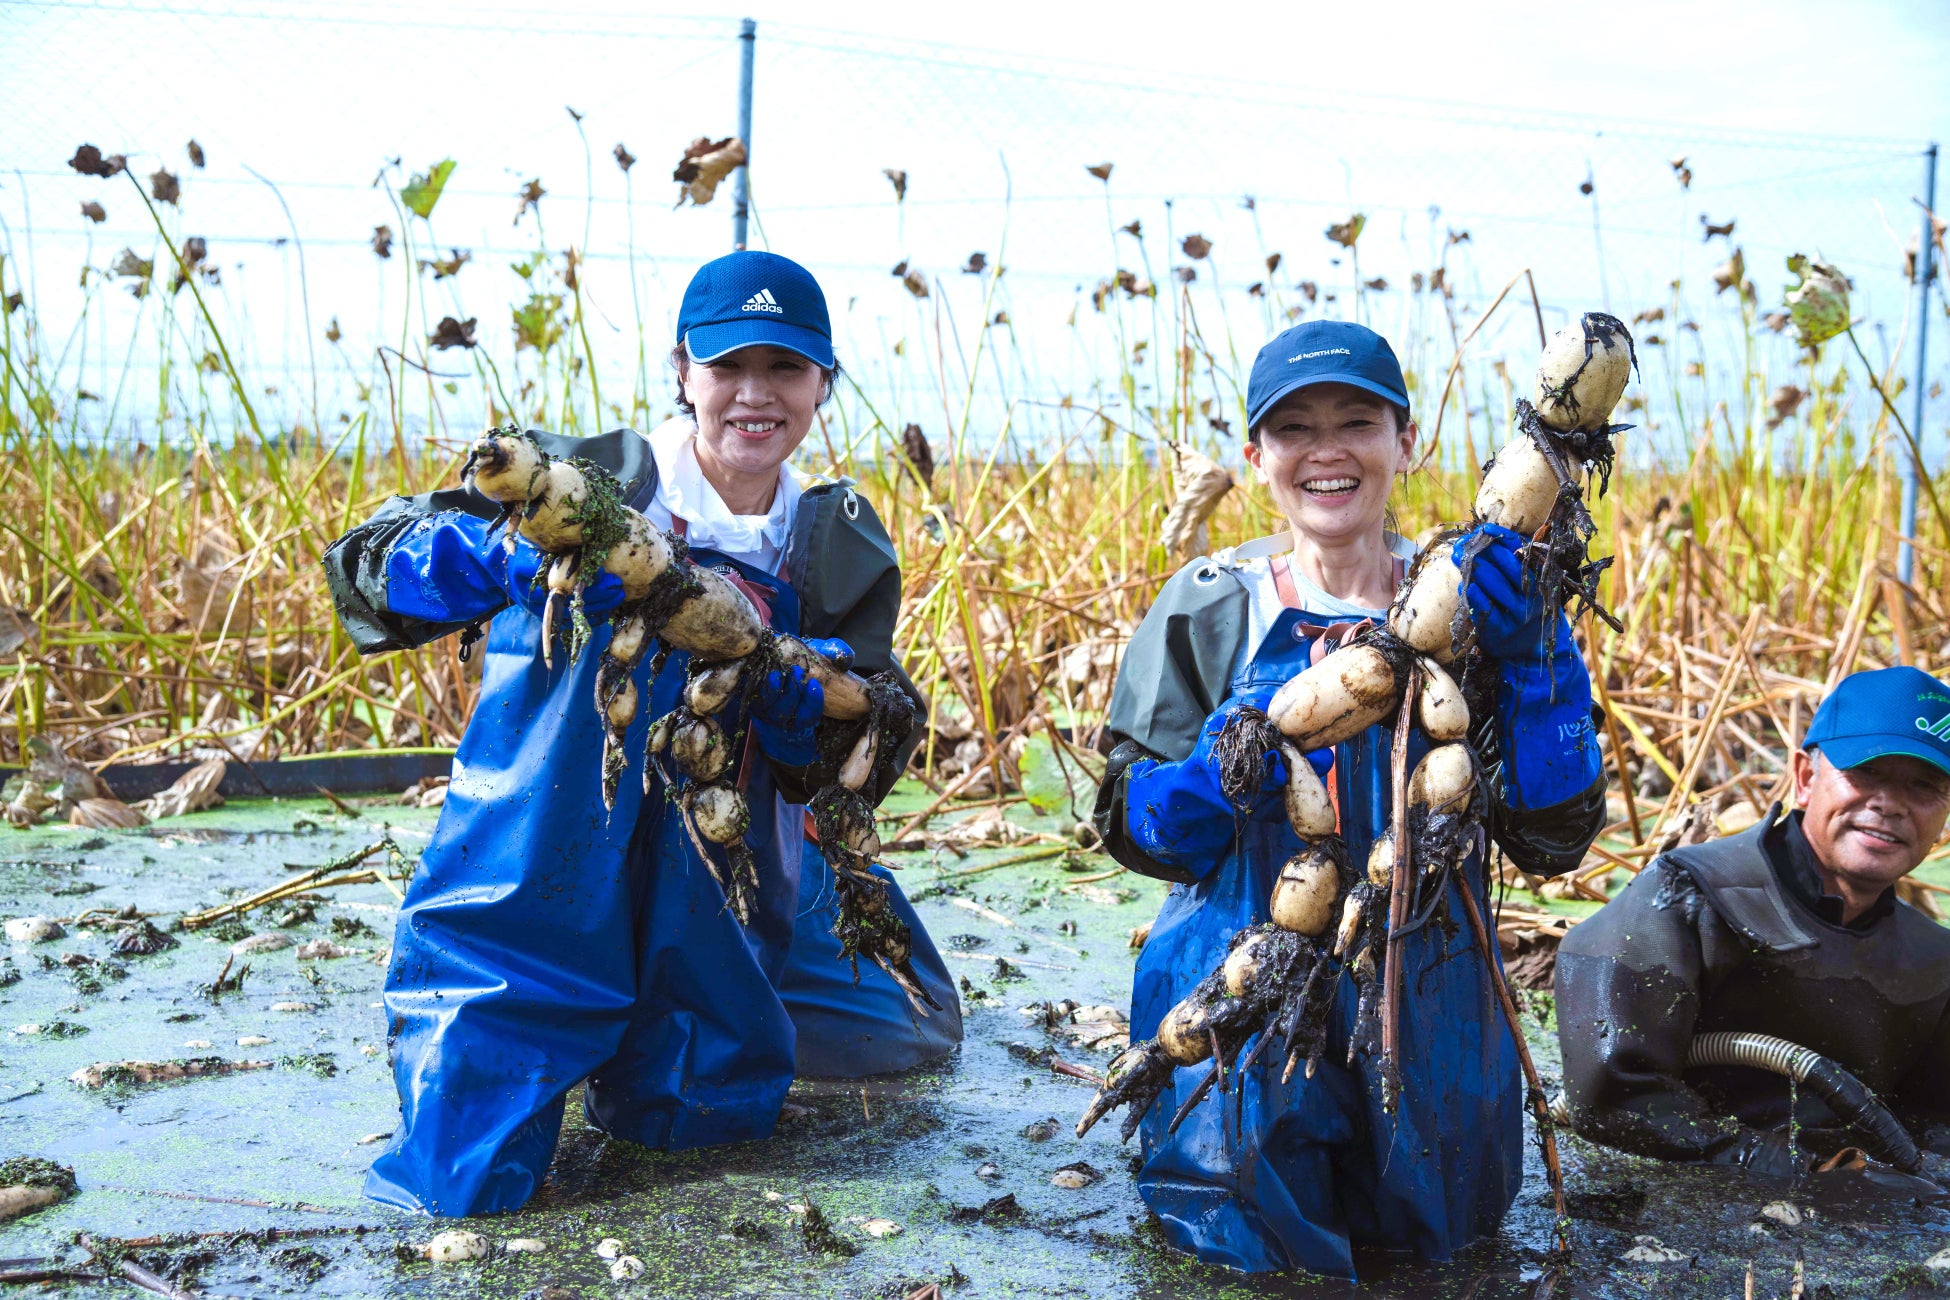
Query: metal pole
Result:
<box><xmin>1900</xmin><ymin>142</ymin><xmax>1937</xmax><ymax>585</ymax></box>
<box><xmin>731</xmin><ymin>18</ymin><xmax>755</xmax><ymax>252</ymax></box>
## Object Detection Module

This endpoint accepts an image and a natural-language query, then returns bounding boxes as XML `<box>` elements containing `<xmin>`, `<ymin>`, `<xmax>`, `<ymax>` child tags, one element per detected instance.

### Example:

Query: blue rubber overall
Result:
<box><xmin>1129</xmin><ymin>607</ymin><xmax>1522</xmax><ymax>1278</ymax></box>
<box><xmin>368</xmin><ymin>545</ymin><xmax>811</xmax><ymax>1218</ymax></box>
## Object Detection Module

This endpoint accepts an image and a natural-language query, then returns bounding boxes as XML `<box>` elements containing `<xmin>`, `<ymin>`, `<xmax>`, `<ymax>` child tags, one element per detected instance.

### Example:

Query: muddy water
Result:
<box><xmin>2</xmin><ymin>795</ymin><xmax>1946</xmax><ymax>1297</ymax></box>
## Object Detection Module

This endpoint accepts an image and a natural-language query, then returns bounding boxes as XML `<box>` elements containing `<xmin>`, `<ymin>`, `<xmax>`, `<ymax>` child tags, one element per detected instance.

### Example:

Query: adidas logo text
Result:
<box><xmin>742</xmin><ymin>288</ymin><xmax>783</xmax><ymax>314</ymax></box>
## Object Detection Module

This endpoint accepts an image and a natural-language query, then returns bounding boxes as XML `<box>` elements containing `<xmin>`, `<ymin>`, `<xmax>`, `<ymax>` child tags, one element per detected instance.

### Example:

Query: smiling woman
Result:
<box><xmin>1087</xmin><ymin>318</ymin><xmax>1608</xmax><ymax>1277</ymax></box>
<box><xmin>324</xmin><ymin>249</ymin><xmax>960</xmax><ymax>1219</ymax></box>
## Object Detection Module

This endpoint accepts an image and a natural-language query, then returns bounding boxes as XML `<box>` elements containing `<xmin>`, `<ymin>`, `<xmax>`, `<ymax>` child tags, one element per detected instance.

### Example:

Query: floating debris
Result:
<box><xmin>269</xmin><ymin>1001</ymin><xmax>317</xmax><ymax>1013</ymax></box>
<box><xmin>798</xmin><ymin>1202</ymin><xmax>859</xmax><ymax>1258</ymax></box>
<box><xmin>609</xmin><ymin>1255</ymin><xmax>647</xmax><ymax>1279</ymax></box>
<box><xmin>595</xmin><ymin>1238</ymin><xmax>627</xmax><ymax>1260</ymax></box>
<box><xmin>183</xmin><ymin>1039</ymin><xmax>212</xmax><ymax>1049</ymax></box>
<box><xmin>1051</xmin><ymin>1161</ymin><xmax>1102</xmax><ymax>1189</ymax></box>
<box><xmin>5</xmin><ymin>916</ymin><xmax>65</xmax><ymax>943</ymax></box>
<box><xmin>975</xmin><ymin>1162</ymin><xmax>1001</xmax><ymax>1180</ymax></box>
<box><xmin>423</xmin><ymin>1230</ymin><xmax>489</xmax><ymax>1263</ymax></box>
<box><xmin>296</xmin><ymin>938</ymin><xmax>354</xmax><ymax>960</ymax></box>
<box><xmin>504</xmin><ymin>1238</ymin><xmax>546</xmax><ymax>1254</ymax></box>
<box><xmin>949</xmin><ymin>1193</ymin><xmax>1021</xmax><ymax>1224</ymax></box>
<box><xmin>13</xmin><ymin>1020</ymin><xmax>86</xmax><ymax>1038</ymax></box>
<box><xmin>0</xmin><ymin>1157</ymin><xmax>76</xmax><ymax>1223</ymax></box>
<box><xmin>238</xmin><ymin>1035</ymin><xmax>272</xmax><ymax>1047</ymax></box>
<box><xmin>1619</xmin><ymin>1235</ymin><xmax>1688</xmax><ymax>1264</ymax></box>
<box><xmin>1020</xmin><ymin>1117</ymin><xmax>1060</xmax><ymax>1142</ymax></box>
<box><xmin>1761</xmin><ymin>1201</ymin><xmax>1805</xmax><ymax>1228</ymax></box>
<box><xmin>357</xmin><ymin>1131</ymin><xmax>392</xmax><ymax>1145</ymax></box>
<box><xmin>231</xmin><ymin>932</ymin><xmax>293</xmax><ymax>955</ymax></box>
<box><xmin>859</xmin><ymin>1217</ymin><xmax>903</xmax><ymax>1239</ymax></box>
<box><xmin>70</xmin><ymin>1056</ymin><xmax>273</xmax><ymax>1089</ymax></box>
<box><xmin>136</xmin><ymin>757</ymin><xmax>226</xmax><ymax>820</ymax></box>
<box><xmin>200</xmin><ymin>953</ymin><xmax>249</xmax><ymax>1000</ymax></box>
<box><xmin>1927</xmin><ymin>1246</ymin><xmax>1950</xmax><ymax>1273</ymax></box>
<box><xmin>112</xmin><ymin>919</ymin><xmax>178</xmax><ymax>956</ymax></box>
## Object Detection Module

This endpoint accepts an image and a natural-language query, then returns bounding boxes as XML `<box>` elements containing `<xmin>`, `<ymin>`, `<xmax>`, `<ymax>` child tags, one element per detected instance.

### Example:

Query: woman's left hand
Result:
<box><xmin>1452</xmin><ymin>522</ymin><xmax>1557</xmax><ymax>661</ymax></box>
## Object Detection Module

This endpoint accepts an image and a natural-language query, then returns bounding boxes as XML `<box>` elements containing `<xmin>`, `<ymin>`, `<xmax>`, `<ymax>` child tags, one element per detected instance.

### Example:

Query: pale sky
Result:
<box><xmin>3</xmin><ymin>0</ymin><xmax>1945</xmax><ymax>460</ymax></box>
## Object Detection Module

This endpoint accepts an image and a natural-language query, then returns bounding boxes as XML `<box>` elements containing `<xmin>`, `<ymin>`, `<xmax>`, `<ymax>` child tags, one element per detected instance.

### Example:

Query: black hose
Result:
<box><xmin>1688</xmin><ymin>1031</ymin><xmax>1923</xmax><ymax>1174</ymax></box>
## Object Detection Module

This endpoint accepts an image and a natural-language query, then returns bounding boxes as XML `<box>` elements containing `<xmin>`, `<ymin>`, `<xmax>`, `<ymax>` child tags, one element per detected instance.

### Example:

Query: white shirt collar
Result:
<box><xmin>644</xmin><ymin>416</ymin><xmax>803</xmax><ymax>558</ymax></box>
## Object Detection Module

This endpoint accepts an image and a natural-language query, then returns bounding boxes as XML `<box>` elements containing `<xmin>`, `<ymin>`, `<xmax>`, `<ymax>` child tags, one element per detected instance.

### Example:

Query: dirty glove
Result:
<box><xmin>1707</xmin><ymin>1130</ymin><xmax>1807</xmax><ymax>1185</ymax></box>
<box><xmin>747</xmin><ymin>637</ymin><xmax>850</xmax><ymax>767</ymax></box>
<box><xmin>1453</xmin><ymin>523</ymin><xmax>1600</xmax><ymax>810</ymax></box>
<box><xmin>1123</xmin><ymin>692</ymin><xmax>1333</xmax><ymax>878</ymax></box>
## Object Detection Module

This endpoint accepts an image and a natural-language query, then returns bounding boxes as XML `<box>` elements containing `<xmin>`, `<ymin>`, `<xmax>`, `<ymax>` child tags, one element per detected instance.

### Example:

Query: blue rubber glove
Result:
<box><xmin>1453</xmin><ymin>522</ymin><xmax>1550</xmax><ymax>661</ymax></box>
<box><xmin>1124</xmin><ymin>693</ymin><xmax>1334</xmax><ymax>877</ymax></box>
<box><xmin>1453</xmin><ymin>523</ymin><xmax>1602</xmax><ymax>809</ymax></box>
<box><xmin>504</xmin><ymin>534</ymin><xmax>627</xmax><ymax>620</ymax></box>
<box><xmin>748</xmin><ymin>637</ymin><xmax>851</xmax><ymax>767</ymax></box>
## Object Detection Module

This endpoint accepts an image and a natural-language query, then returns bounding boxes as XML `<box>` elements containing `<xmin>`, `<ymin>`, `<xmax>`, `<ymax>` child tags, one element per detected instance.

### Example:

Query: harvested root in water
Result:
<box><xmin>69</xmin><ymin>1057</ymin><xmax>273</xmax><ymax>1089</ymax></box>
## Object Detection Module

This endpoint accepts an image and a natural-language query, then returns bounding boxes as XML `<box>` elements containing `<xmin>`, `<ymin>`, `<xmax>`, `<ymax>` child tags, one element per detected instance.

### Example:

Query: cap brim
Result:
<box><xmin>685</xmin><ymin>320</ymin><xmax>834</xmax><ymax>368</ymax></box>
<box><xmin>1813</xmin><ymin>734</ymin><xmax>1950</xmax><ymax>780</ymax></box>
<box><xmin>1247</xmin><ymin>373</ymin><xmax>1409</xmax><ymax>432</ymax></box>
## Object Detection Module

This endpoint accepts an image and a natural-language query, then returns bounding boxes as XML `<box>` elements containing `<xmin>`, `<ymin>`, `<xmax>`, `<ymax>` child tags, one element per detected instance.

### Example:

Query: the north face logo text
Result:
<box><xmin>742</xmin><ymin>288</ymin><xmax>783</xmax><ymax>314</ymax></box>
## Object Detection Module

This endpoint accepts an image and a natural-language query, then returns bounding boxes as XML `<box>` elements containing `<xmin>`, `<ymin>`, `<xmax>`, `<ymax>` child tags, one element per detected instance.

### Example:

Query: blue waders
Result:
<box><xmin>367</xmin><ymin>545</ymin><xmax>950</xmax><ymax>1217</ymax></box>
<box><xmin>1129</xmin><ymin>607</ymin><xmax>1522</xmax><ymax>1277</ymax></box>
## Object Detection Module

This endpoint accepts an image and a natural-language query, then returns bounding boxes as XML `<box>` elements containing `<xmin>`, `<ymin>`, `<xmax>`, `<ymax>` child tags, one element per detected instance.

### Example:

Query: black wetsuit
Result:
<box><xmin>1555</xmin><ymin>806</ymin><xmax>1950</xmax><ymax>1170</ymax></box>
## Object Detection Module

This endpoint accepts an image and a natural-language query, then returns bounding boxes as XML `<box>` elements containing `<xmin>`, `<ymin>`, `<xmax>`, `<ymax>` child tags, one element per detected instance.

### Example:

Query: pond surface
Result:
<box><xmin>2</xmin><ymin>793</ymin><xmax>1945</xmax><ymax>1297</ymax></box>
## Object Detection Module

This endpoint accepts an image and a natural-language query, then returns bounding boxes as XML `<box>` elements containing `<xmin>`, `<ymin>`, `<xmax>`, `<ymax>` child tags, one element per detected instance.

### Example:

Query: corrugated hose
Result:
<box><xmin>1548</xmin><ymin>1031</ymin><xmax>1923</xmax><ymax>1173</ymax></box>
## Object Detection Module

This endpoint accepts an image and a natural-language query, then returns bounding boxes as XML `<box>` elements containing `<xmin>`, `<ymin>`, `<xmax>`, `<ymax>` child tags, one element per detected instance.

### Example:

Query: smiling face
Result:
<box><xmin>677</xmin><ymin>344</ymin><xmax>828</xmax><ymax>485</ymax></box>
<box><xmin>1243</xmin><ymin>383</ymin><xmax>1417</xmax><ymax>547</ymax></box>
<box><xmin>1792</xmin><ymin>749</ymin><xmax>1950</xmax><ymax>893</ymax></box>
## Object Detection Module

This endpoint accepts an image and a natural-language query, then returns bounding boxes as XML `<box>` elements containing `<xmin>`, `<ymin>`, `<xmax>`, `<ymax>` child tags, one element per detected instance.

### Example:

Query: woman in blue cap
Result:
<box><xmin>324</xmin><ymin>251</ymin><xmax>960</xmax><ymax>1217</ymax></box>
<box><xmin>1091</xmin><ymin>319</ymin><xmax>1606</xmax><ymax>1276</ymax></box>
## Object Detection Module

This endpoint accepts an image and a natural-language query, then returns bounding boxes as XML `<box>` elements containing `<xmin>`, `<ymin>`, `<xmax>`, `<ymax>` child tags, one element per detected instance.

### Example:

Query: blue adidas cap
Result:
<box><xmin>1246</xmin><ymin>320</ymin><xmax>1409</xmax><ymax>432</ymax></box>
<box><xmin>1803</xmin><ymin>665</ymin><xmax>1950</xmax><ymax>778</ymax></box>
<box><xmin>677</xmin><ymin>250</ymin><xmax>834</xmax><ymax>368</ymax></box>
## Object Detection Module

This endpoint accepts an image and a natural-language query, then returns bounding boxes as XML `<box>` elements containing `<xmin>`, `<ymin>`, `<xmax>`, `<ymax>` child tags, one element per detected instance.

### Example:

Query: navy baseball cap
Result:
<box><xmin>1803</xmin><ymin>665</ymin><xmax>1950</xmax><ymax>778</ymax></box>
<box><xmin>1246</xmin><ymin>320</ymin><xmax>1409</xmax><ymax>431</ymax></box>
<box><xmin>677</xmin><ymin>250</ymin><xmax>834</xmax><ymax>368</ymax></box>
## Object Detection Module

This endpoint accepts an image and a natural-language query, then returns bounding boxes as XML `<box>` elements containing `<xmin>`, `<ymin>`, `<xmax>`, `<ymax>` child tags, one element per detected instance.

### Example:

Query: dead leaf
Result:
<box><xmin>1085</xmin><ymin>162</ymin><xmax>1114</xmax><ymax>181</ymax></box>
<box><xmin>1447</xmin><ymin>228</ymin><xmax>1471</xmax><ymax>246</ymax></box>
<box><xmin>175</xmin><ymin>547</ymin><xmax>252</xmax><ymax>637</ymax></box>
<box><xmin>1765</xmin><ymin>385</ymin><xmax>1806</xmax><ymax>430</ymax></box>
<box><xmin>1181</xmin><ymin>233</ymin><xmax>1211</xmax><ymax>260</ymax></box>
<box><xmin>962</xmin><ymin>251</ymin><xmax>987</xmax><ymax>274</ymax></box>
<box><xmin>900</xmin><ymin>424</ymin><xmax>935</xmax><ymax>489</ymax></box>
<box><xmin>901</xmin><ymin>268</ymin><xmax>929</xmax><ymax>299</ymax></box>
<box><xmin>111</xmin><ymin>249</ymin><xmax>153</xmax><ymax>285</ymax></box>
<box><xmin>325</xmin><ymin>317</ymin><xmax>342</xmax><ymax>344</ymax></box>
<box><xmin>1700</xmin><ymin>214</ymin><xmax>1735</xmax><ymax>240</ymax></box>
<box><xmin>80</xmin><ymin>201</ymin><xmax>106</xmax><ymax>224</ymax></box>
<box><xmin>514</xmin><ymin>178</ymin><xmax>545</xmax><ymax>226</ymax></box>
<box><xmin>672</xmin><ymin>137</ymin><xmax>745</xmax><ymax>207</ymax></box>
<box><xmin>136</xmin><ymin>758</ymin><xmax>227</xmax><ymax>820</ymax></box>
<box><xmin>1120</xmin><ymin>219</ymin><xmax>1141</xmax><ymax>238</ymax></box>
<box><xmin>422</xmin><ymin>248</ymin><xmax>470</xmax><ymax>279</ymax></box>
<box><xmin>613</xmin><ymin>142</ymin><xmax>636</xmax><ymax>172</ymax></box>
<box><xmin>1710</xmin><ymin>247</ymin><xmax>1745</xmax><ymax>294</ymax></box>
<box><xmin>149</xmin><ymin>169</ymin><xmax>180</xmax><ymax>206</ymax></box>
<box><xmin>1761</xmin><ymin>310</ymin><xmax>1789</xmax><ymax>333</ymax></box>
<box><xmin>1579</xmin><ymin>175</ymin><xmax>1594</xmax><ymax>196</ymax></box>
<box><xmin>1670</xmin><ymin>155</ymin><xmax>1692</xmax><ymax>189</ymax></box>
<box><xmin>1633</xmin><ymin>306</ymin><xmax>1665</xmax><ymax>325</ymax></box>
<box><xmin>1297</xmin><ymin>280</ymin><xmax>1319</xmax><ymax>303</ymax></box>
<box><xmin>1325</xmin><ymin>213</ymin><xmax>1366</xmax><ymax>248</ymax></box>
<box><xmin>1247</xmin><ymin>282</ymin><xmax>1265</xmax><ymax>298</ymax></box>
<box><xmin>1174</xmin><ymin>266</ymin><xmax>1195</xmax><ymax>283</ymax></box>
<box><xmin>1160</xmin><ymin>440</ymin><xmax>1234</xmax><ymax>559</ymax></box>
<box><xmin>71</xmin><ymin>797</ymin><xmax>145</xmax><ymax>830</ymax></box>
<box><xmin>371</xmin><ymin>225</ymin><xmax>393</xmax><ymax>259</ymax></box>
<box><xmin>882</xmin><ymin>168</ymin><xmax>907</xmax><ymax>201</ymax></box>
<box><xmin>187</xmin><ymin>139</ymin><xmax>205</xmax><ymax>168</ymax></box>
<box><xmin>1265</xmin><ymin>251</ymin><xmax>1282</xmax><ymax>273</ymax></box>
<box><xmin>430</xmin><ymin>316</ymin><xmax>478</xmax><ymax>350</ymax></box>
<box><xmin>69</xmin><ymin>145</ymin><xmax>126</xmax><ymax>178</ymax></box>
<box><xmin>1363</xmin><ymin>276</ymin><xmax>1388</xmax><ymax>292</ymax></box>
